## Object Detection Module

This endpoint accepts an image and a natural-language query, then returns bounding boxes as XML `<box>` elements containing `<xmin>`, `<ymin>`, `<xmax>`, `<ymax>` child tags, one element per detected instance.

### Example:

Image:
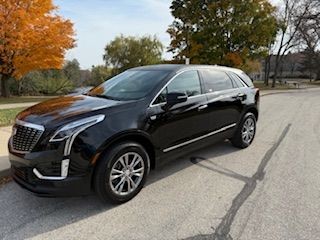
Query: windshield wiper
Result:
<box><xmin>94</xmin><ymin>94</ymin><xmax>120</xmax><ymax>101</ymax></box>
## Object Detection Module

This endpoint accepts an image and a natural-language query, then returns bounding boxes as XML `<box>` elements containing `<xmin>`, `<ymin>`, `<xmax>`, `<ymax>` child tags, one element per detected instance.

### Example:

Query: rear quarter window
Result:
<box><xmin>228</xmin><ymin>72</ymin><xmax>246</xmax><ymax>88</ymax></box>
<box><xmin>238</xmin><ymin>72</ymin><xmax>254</xmax><ymax>87</ymax></box>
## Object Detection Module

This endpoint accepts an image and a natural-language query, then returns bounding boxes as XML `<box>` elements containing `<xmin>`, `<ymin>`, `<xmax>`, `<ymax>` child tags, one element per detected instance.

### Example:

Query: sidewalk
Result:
<box><xmin>0</xmin><ymin>102</ymin><xmax>39</xmax><ymax>110</ymax></box>
<box><xmin>0</xmin><ymin>127</ymin><xmax>11</xmax><ymax>177</ymax></box>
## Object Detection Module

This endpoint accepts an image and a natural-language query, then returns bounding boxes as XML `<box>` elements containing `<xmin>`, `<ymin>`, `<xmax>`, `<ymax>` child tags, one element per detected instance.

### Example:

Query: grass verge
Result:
<box><xmin>0</xmin><ymin>107</ymin><xmax>26</xmax><ymax>127</ymax></box>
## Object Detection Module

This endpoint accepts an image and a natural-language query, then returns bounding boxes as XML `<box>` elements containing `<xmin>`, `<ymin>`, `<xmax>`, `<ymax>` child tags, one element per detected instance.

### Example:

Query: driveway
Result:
<box><xmin>0</xmin><ymin>89</ymin><xmax>319</xmax><ymax>239</ymax></box>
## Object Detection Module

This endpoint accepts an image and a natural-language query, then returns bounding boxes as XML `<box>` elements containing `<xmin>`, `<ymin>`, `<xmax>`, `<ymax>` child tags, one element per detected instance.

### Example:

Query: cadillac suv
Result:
<box><xmin>9</xmin><ymin>64</ymin><xmax>259</xmax><ymax>203</ymax></box>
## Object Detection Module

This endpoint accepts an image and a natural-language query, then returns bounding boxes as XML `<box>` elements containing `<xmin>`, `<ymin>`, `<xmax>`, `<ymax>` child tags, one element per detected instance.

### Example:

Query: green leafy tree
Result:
<box><xmin>167</xmin><ymin>0</ymin><xmax>277</xmax><ymax>67</ymax></box>
<box><xmin>63</xmin><ymin>59</ymin><xmax>81</xmax><ymax>86</ymax></box>
<box><xmin>89</xmin><ymin>65</ymin><xmax>112</xmax><ymax>86</ymax></box>
<box><xmin>11</xmin><ymin>68</ymin><xmax>74</xmax><ymax>96</ymax></box>
<box><xmin>103</xmin><ymin>35</ymin><xmax>163</xmax><ymax>74</ymax></box>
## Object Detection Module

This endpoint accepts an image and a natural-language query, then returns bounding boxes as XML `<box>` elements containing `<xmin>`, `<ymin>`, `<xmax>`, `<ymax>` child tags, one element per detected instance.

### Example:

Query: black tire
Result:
<box><xmin>94</xmin><ymin>142</ymin><xmax>150</xmax><ymax>204</ymax></box>
<box><xmin>231</xmin><ymin>112</ymin><xmax>257</xmax><ymax>149</ymax></box>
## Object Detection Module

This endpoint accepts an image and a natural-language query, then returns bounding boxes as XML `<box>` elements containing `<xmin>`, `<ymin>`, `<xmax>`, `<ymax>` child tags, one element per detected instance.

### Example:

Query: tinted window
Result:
<box><xmin>229</xmin><ymin>72</ymin><xmax>245</xmax><ymax>88</ymax></box>
<box><xmin>153</xmin><ymin>71</ymin><xmax>201</xmax><ymax>104</ymax></box>
<box><xmin>239</xmin><ymin>72</ymin><xmax>254</xmax><ymax>87</ymax></box>
<box><xmin>168</xmin><ymin>71</ymin><xmax>201</xmax><ymax>96</ymax></box>
<box><xmin>202</xmin><ymin>70</ymin><xmax>234</xmax><ymax>93</ymax></box>
<box><xmin>89</xmin><ymin>70</ymin><xmax>169</xmax><ymax>101</ymax></box>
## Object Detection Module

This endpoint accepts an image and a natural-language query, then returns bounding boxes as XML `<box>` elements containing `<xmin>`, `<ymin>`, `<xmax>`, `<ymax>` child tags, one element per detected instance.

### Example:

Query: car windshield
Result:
<box><xmin>88</xmin><ymin>70</ymin><xmax>170</xmax><ymax>101</ymax></box>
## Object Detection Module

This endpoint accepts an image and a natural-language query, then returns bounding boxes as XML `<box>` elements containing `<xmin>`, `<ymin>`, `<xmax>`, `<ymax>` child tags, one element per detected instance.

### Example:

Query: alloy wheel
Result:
<box><xmin>242</xmin><ymin>118</ymin><xmax>255</xmax><ymax>144</ymax></box>
<box><xmin>109</xmin><ymin>152</ymin><xmax>145</xmax><ymax>196</ymax></box>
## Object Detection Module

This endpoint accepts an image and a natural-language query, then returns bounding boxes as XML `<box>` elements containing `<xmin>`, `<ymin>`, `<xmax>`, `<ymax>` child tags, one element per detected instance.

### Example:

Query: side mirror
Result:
<box><xmin>166</xmin><ymin>92</ymin><xmax>188</xmax><ymax>108</ymax></box>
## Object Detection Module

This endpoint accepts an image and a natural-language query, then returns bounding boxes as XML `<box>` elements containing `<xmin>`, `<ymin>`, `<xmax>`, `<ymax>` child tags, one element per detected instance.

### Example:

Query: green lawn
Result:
<box><xmin>0</xmin><ymin>107</ymin><xmax>26</xmax><ymax>127</ymax></box>
<box><xmin>0</xmin><ymin>96</ymin><xmax>54</xmax><ymax>105</ymax></box>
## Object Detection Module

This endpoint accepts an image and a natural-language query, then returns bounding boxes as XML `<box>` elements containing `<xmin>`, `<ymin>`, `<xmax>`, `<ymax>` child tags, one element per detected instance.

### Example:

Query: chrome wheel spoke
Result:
<box><xmin>111</xmin><ymin>169</ymin><xmax>123</xmax><ymax>174</ymax></box>
<box><xmin>111</xmin><ymin>169</ymin><xmax>124</xmax><ymax>180</ymax></box>
<box><xmin>119</xmin><ymin>158</ymin><xmax>126</xmax><ymax>168</ymax></box>
<box><xmin>109</xmin><ymin>152</ymin><xmax>145</xmax><ymax>196</ymax></box>
<box><xmin>132</xmin><ymin>172</ymin><xmax>142</xmax><ymax>177</ymax></box>
<box><xmin>132</xmin><ymin>167</ymin><xmax>144</xmax><ymax>173</ymax></box>
<box><xmin>242</xmin><ymin>118</ymin><xmax>255</xmax><ymax>143</ymax></box>
<box><xmin>111</xmin><ymin>174</ymin><xmax>123</xmax><ymax>180</ymax></box>
<box><xmin>130</xmin><ymin>155</ymin><xmax>140</xmax><ymax>168</ymax></box>
<box><xmin>126</xmin><ymin>178</ymin><xmax>131</xmax><ymax>192</ymax></box>
<box><xmin>115</xmin><ymin>177</ymin><xmax>126</xmax><ymax>192</ymax></box>
<box><xmin>123</xmin><ymin>154</ymin><xmax>129</xmax><ymax>166</ymax></box>
<box><xmin>128</xmin><ymin>177</ymin><xmax>136</xmax><ymax>190</ymax></box>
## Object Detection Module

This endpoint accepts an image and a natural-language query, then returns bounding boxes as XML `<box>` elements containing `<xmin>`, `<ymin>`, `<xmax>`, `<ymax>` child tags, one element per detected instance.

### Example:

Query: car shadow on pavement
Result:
<box><xmin>0</xmin><ymin>141</ymin><xmax>241</xmax><ymax>239</ymax></box>
<box><xmin>147</xmin><ymin>140</ymin><xmax>246</xmax><ymax>185</ymax></box>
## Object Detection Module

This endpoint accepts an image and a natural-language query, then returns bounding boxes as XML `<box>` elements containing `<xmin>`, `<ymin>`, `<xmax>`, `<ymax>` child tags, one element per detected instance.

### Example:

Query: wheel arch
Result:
<box><xmin>245</xmin><ymin>106</ymin><xmax>259</xmax><ymax>121</ymax></box>
<box><xmin>93</xmin><ymin>130</ymin><xmax>156</xmax><ymax>171</ymax></box>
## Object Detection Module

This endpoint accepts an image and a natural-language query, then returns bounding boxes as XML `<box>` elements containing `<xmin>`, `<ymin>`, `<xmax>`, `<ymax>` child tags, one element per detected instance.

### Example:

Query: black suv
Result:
<box><xmin>9</xmin><ymin>64</ymin><xmax>259</xmax><ymax>203</ymax></box>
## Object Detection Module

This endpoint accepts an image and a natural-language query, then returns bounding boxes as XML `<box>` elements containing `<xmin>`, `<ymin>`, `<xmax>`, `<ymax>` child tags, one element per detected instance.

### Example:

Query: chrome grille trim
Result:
<box><xmin>33</xmin><ymin>159</ymin><xmax>70</xmax><ymax>181</ymax></box>
<box><xmin>11</xmin><ymin>120</ymin><xmax>45</xmax><ymax>153</ymax></box>
<box><xmin>16</xmin><ymin>119</ymin><xmax>45</xmax><ymax>131</ymax></box>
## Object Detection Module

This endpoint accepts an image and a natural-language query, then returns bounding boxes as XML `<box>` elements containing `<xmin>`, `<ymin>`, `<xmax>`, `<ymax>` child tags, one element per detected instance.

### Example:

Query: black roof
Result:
<box><xmin>130</xmin><ymin>64</ymin><xmax>188</xmax><ymax>72</ymax></box>
<box><xmin>130</xmin><ymin>64</ymin><xmax>244</xmax><ymax>74</ymax></box>
<box><xmin>130</xmin><ymin>64</ymin><xmax>253</xmax><ymax>87</ymax></box>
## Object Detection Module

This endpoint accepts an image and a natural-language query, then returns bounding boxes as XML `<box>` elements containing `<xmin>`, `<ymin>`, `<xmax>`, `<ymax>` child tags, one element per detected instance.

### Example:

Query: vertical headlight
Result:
<box><xmin>49</xmin><ymin>114</ymin><xmax>105</xmax><ymax>142</ymax></box>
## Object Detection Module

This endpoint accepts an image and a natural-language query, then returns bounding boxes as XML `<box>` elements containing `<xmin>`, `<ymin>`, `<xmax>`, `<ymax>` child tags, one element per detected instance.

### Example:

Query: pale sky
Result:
<box><xmin>55</xmin><ymin>0</ymin><xmax>281</xmax><ymax>70</ymax></box>
<box><xmin>54</xmin><ymin>0</ymin><xmax>174</xmax><ymax>69</ymax></box>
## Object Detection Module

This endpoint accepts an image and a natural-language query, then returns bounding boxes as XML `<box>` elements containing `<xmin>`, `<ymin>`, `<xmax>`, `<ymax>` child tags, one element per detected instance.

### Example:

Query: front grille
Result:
<box><xmin>12</xmin><ymin>124</ymin><xmax>43</xmax><ymax>152</ymax></box>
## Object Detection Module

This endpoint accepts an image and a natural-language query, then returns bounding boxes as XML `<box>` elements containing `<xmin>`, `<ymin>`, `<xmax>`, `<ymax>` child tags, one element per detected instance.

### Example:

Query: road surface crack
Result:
<box><xmin>184</xmin><ymin>124</ymin><xmax>291</xmax><ymax>240</ymax></box>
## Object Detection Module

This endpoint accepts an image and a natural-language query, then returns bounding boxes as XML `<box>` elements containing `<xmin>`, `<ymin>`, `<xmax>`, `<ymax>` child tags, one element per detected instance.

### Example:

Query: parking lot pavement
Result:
<box><xmin>0</xmin><ymin>88</ymin><xmax>319</xmax><ymax>240</ymax></box>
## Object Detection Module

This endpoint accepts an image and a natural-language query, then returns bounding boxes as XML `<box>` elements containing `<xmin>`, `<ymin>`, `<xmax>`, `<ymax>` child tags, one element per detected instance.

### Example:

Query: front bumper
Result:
<box><xmin>10</xmin><ymin>152</ymin><xmax>93</xmax><ymax>197</ymax></box>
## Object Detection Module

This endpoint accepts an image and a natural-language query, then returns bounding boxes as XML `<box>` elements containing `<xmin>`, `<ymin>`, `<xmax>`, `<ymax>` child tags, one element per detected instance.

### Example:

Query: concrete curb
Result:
<box><xmin>260</xmin><ymin>86</ymin><xmax>320</xmax><ymax>97</ymax></box>
<box><xmin>260</xmin><ymin>89</ymin><xmax>304</xmax><ymax>97</ymax></box>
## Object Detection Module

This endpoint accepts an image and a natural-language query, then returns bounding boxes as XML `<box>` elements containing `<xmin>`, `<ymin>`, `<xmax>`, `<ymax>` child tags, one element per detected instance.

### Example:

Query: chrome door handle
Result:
<box><xmin>233</xmin><ymin>93</ymin><xmax>247</xmax><ymax>100</ymax></box>
<box><xmin>198</xmin><ymin>104</ymin><xmax>208</xmax><ymax>111</ymax></box>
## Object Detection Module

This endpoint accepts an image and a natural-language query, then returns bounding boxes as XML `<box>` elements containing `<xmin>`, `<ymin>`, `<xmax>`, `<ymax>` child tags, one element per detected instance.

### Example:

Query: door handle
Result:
<box><xmin>233</xmin><ymin>93</ymin><xmax>247</xmax><ymax>101</ymax></box>
<box><xmin>198</xmin><ymin>104</ymin><xmax>208</xmax><ymax>111</ymax></box>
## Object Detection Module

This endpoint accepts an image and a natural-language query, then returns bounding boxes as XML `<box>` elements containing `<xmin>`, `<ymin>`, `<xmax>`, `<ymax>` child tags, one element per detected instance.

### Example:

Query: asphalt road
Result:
<box><xmin>0</xmin><ymin>89</ymin><xmax>320</xmax><ymax>240</ymax></box>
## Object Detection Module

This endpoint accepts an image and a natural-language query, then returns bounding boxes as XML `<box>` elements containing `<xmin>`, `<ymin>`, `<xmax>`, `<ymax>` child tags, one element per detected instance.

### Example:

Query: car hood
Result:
<box><xmin>16</xmin><ymin>95</ymin><xmax>128</xmax><ymax>127</ymax></box>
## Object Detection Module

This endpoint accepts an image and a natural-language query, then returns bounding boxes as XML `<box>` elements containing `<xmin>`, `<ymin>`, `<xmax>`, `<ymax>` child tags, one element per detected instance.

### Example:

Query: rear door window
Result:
<box><xmin>201</xmin><ymin>70</ymin><xmax>234</xmax><ymax>93</ymax></box>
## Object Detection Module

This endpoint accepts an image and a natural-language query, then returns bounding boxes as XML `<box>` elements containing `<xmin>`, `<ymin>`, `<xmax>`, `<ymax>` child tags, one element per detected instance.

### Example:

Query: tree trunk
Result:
<box><xmin>264</xmin><ymin>56</ymin><xmax>271</xmax><ymax>86</ymax></box>
<box><xmin>18</xmin><ymin>80</ymin><xmax>22</xmax><ymax>96</ymax></box>
<box><xmin>316</xmin><ymin>69</ymin><xmax>320</xmax><ymax>80</ymax></box>
<box><xmin>272</xmin><ymin>55</ymin><xmax>281</xmax><ymax>88</ymax></box>
<box><xmin>0</xmin><ymin>74</ymin><xmax>10</xmax><ymax>97</ymax></box>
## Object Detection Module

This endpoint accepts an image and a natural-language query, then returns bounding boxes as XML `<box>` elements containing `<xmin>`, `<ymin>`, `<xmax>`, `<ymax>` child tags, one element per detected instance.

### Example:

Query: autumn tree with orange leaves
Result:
<box><xmin>0</xmin><ymin>0</ymin><xmax>75</xmax><ymax>97</ymax></box>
